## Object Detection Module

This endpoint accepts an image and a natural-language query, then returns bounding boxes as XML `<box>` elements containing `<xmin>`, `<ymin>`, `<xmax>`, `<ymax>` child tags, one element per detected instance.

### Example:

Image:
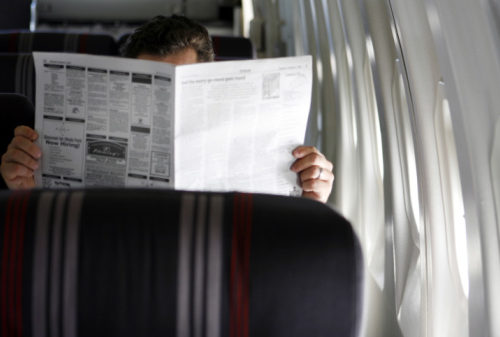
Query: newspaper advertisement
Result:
<box><xmin>33</xmin><ymin>52</ymin><xmax>312</xmax><ymax>196</ymax></box>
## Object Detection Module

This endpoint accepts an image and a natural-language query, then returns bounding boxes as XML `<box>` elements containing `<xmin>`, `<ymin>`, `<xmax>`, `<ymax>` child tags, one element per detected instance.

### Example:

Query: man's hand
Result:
<box><xmin>291</xmin><ymin>146</ymin><xmax>334</xmax><ymax>203</ymax></box>
<box><xmin>0</xmin><ymin>126</ymin><xmax>41</xmax><ymax>190</ymax></box>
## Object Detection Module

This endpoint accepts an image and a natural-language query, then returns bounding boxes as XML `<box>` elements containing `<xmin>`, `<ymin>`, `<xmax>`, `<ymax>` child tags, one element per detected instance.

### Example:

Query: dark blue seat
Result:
<box><xmin>0</xmin><ymin>31</ymin><xmax>119</xmax><ymax>55</ymax></box>
<box><xmin>0</xmin><ymin>0</ymin><xmax>31</xmax><ymax>30</ymax></box>
<box><xmin>212</xmin><ymin>35</ymin><xmax>255</xmax><ymax>60</ymax></box>
<box><xmin>0</xmin><ymin>53</ymin><xmax>35</xmax><ymax>104</ymax></box>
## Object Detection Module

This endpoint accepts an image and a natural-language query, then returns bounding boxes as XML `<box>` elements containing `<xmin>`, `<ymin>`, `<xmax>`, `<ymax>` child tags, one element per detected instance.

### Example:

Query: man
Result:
<box><xmin>0</xmin><ymin>15</ymin><xmax>334</xmax><ymax>203</ymax></box>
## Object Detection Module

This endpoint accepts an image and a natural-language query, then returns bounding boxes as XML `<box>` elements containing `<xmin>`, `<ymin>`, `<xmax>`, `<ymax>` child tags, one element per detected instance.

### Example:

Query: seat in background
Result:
<box><xmin>0</xmin><ymin>34</ymin><xmax>254</xmax><ymax>104</ymax></box>
<box><xmin>0</xmin><ymin>0</ymin><xmax>31</xmax><ymax>30</ymax></box>
<box><xmin>212</xmin><ymin>35</ymin><xmax>256</xmax><ymax>60</ymax></box>
<box><xmin>0</xmin><ymin>31</ymin><xmax>119</xmax><ymax>55</ymax></box>
<box><xmin>0</xmin><ymin>53</ymin><xmax>35</xmax><ymax>103</ymax></box>
<box><xmin>117</xmin><ymin>33</ymin><xmax>256</xmax><ymax>60</ymax></box>
<box><xmin>0</xmin><ymin>188</ymin><xmax>364</xmax><ymax>337</ymax></box>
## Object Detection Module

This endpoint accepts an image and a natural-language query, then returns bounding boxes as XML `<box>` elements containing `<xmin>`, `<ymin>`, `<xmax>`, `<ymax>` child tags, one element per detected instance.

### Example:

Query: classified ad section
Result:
<box><xmin>33</xmin><ymin>52</ymin><xmax>176</xmax><ymax>188</ymax></box>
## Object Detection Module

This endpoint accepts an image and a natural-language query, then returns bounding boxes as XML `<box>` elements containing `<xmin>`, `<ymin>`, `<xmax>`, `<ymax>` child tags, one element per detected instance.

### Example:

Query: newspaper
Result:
<box><xmin>33</xmin><ymin>52</ymin><xmax>312</xmax><ymax>196</ymax></box>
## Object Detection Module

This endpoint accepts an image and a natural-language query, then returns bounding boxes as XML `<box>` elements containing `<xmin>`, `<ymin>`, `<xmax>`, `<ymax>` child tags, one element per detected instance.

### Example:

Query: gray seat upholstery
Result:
<box><xmin>0</xmin><ymin>0</ymin><xmax>31</xmax><ymax>30</ymax></box>
<box><xmin>0</xmin><ymin>53</ymin><xmax>35</xmax><ymax>104</ymax></box>
<box><xmin>0</xmin><ymin>32</ymin><xmax>118</xmax><ymax>55</ymax></box>
<box><xmin>0</xmin><ymin>188</ymin><xmax>364</xmax><ymax>337</ymax></box>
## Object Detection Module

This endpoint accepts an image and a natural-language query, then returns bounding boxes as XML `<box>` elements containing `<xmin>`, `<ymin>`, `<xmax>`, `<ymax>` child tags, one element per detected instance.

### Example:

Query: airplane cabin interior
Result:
<box><xmin>0</xmin><ymin>0</ymin><xmax>499</xmax><ymax>336</ymax></box>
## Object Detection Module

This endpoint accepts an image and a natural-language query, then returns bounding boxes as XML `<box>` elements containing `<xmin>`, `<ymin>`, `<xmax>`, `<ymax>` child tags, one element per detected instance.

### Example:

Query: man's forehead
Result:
<box><xmin>137</xmin><ymin>47</ymin><xmax>199</xmax><ymax>65</ymax></box>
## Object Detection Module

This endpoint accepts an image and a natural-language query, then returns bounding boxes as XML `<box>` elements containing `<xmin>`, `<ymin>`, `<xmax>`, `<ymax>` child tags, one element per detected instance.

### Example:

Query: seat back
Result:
<box><xmin>0</xmin><ymin>0</ymin><xmax>31</xmax><ymax>30</ymax></box>
<box><xmin>0</xmin><ymin>189</ymin><xmax>363</xmax><ymax>336</ymax></box>
<box><xmin>117</xmin><ymin>33</ymin><xmax>256</xmax><ymax>60</ymax></box>
<box><xmin>0</xmin><ymin>32</ymin><xmax>119</xmax><ymax>55</ymax></box>
<box><xmin>212</xmin><ymin>36</ymin><xmax>256</xmax><ymax>60</ymax></box>
<box><xmin>0</xmin><ymin>53</ymin><xmax>35</xmax><ymax>103</ymax></box>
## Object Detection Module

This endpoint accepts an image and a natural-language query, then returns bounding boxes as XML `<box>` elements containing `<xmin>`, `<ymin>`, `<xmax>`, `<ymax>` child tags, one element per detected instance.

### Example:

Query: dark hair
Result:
<box><xmin>121</xmin><ymin>15</ymin><xmax>214</xmax><ymax>62</ymax></box>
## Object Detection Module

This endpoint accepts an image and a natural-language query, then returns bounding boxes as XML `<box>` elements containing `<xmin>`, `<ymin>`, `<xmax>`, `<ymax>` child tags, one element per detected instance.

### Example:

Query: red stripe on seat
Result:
<box><xmin>230</xmin><ymin>194</ymin><xmax>252</xmax><ymax>337</ymax></box>
<box><xmin>78</xmin><ymin>34</ymin><xmax>88</xmax><ymax>53</ymax></box>
<box><xmin>230</xmin><ymin>194</ymin><xmax>239</xmax><ymax>337</ymax></box>
<box><xmin>1</xmin><ymin>197</ymin><xmax>14</xmax><ymax>337</ymax></box>
<box><xmin>8</xmin><ymin>33</ymin><xmax>19</xmax><ymax>53</ymax></box>
<box><xmin>237</xmin><ymin>195</ymin><xmax>244</xmax><ymax>337</ymax></box>
<box><xmin>16</xmin><ymin>193</ymin><xmax>30</xmax><ymax>336</ymax></box>
<box><xmin>242</xmin><ymin>195</ymin><xmax>252</xmax><ymax>337</ymax></box>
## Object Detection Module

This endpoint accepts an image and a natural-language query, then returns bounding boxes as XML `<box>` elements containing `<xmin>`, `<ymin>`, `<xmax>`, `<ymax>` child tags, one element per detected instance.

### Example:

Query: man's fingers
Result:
<box><xmin>301</xmin><ymin>178</ymin><xmax>331</xmax><ymax>193</ymax></box>
<box><xmin>14</xmin><ymin>125</ymin><xmax>38</xmax><ymax>141</ymax></box>
<box><xmin>1</xmin><ymin>125</ymin><xmax>39</xmax><ymax>190</ymax></box>
<box><xmin>0</xmin><ymin>162</ymin><xmax>34</xmax><ymax>181</ymax></box>
<box><xmin>301</xmin><ymin>179</ymin><xmax>331</xmax><ymax>203</ymax></box>
<box><xmin>290</xmin><ymin>152</ymin><xmax>333</xmax><ymax>173</ymax></box>
<box><xmin>299</xmin><ymin>165</ymin><xmax>334</xmax><ymax>182</ymax></box>
<box><xmin>2</xmin><ymin>148</ymin><xmax>39</xmax><ymax>171</ymax></box>
<box><xmin>8</xmin><ymin>135</ymin><xmax>42</xmax><ymax>159</ymax></box>
<box><xmin>292</xmin><ymin>146</ymin><xmax>322</xmax><ymax>159</ymax></box>
<box><xmin>302</xmin><ymin>191</ymin><xmax>321</xmax><ymax>201</ymax></box>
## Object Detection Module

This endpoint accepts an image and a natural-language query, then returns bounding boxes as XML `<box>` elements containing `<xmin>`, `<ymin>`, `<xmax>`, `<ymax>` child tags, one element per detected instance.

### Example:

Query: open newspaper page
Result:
<box><xmin>33</xmin><ymin>52</ymin><xmax>176</xmax><ymax>188</ymax></box>
<box><xmin>174</xmin><ymin>55</ymin><xmax>312</xmax><ymax>196</ymax></box>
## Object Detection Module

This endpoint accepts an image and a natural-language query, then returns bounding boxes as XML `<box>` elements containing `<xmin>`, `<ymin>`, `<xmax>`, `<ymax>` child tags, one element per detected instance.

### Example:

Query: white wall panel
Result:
<box><xmin>266</xmin><ymin>0</ymin><xmax>500</xmax><ymax>336</ymax></box>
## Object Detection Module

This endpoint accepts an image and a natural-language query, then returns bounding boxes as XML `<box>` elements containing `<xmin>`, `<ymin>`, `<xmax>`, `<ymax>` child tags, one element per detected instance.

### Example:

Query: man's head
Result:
<box><xmin>121</xmin><ymin>15</ymin><xmax>214</xmax><ymax>65</ymax></box>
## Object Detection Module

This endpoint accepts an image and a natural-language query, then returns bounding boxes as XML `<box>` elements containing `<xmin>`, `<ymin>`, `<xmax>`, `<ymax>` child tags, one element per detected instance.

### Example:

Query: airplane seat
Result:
<box><xmin>0</xmin><ymin>32</ymin><xmax>119</xmax><ymax>55</ymax></box>
<box><xmin>0</xmin><ymin>0</ymin><xmax>30</xmax><ymax>30</ymax></box>
<box><xmin>0</xmin><ymin>188</ymin><xmax>364</xmax><ymax>337</ymax></box>
<box><xmin>117</xmin><ymin>33</ymin><xmax>256</xmax><ymax>60</ymax></box>
<box><xmin>0</xmin><ymin>93</ymin><xmax>34</xmax><ymax>189</ymax></box>
<box><xmin>0</xmin><ymin>53</ymin><xmax>35</xmax><ymax>104</ymax></box>
<box><xmin>212</xmin><ymin>36</ymin><xmax>256</xmax><ymax>60</ymax></box>
<box><xmin>116</xmin><ymin>32</ymin><xmax>131</xmax><ymax>56</ymax></box>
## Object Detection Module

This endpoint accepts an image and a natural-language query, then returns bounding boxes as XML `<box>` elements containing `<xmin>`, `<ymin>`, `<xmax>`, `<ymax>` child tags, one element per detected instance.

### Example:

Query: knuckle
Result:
<box><xmin>1</xmin><ymin>168</ymin><xmax>13</xmax><ymax>180</ymax></box>
<box><xmin>28</xmin><ymin>143</ymin><xmax>38</xmax><ymax>155</ymax></box>
<box><xmin>10</xmin><ymin>148</ymin><xmax>22</xmax><ymax>159</ymax></box>
<box><xmin>12</xmin><ymin>164</ymin><xmax>22</xmax><ymax>174</ymax></box>
<box><xmin>303</xmin><ymin>179</ymin><xmax>320</xmax><ymax>191</ymax></box>
<box><xmin>312</xmin><ymin>179</ymin><xmax>321</xmax><ymax>190</ymax></box>
<box><xmin>312</xmin><ymin>153</ymin><xmax>322</xmax><ymax>164</ymax></box>
<box><xmin>301</xmin><ymin>167</ymin><xmax>318</xmax><ymax>181</ymax></box>
<box><xmin>10</xmin><ymin>136</ymin><xmax>24</xmax><ymax>147</ymax></box>
<box><xmin>7</xmin><ymin>141</ymin><xmax>16</xmax><ymax>150</ymax></box>
<box><xmin>327</xmin><ymin>160</ymin><xmax>333</xmax><ymax>170</ymax></box>
<box><xmin>14</xmin><ymin>164</ymin><xmax>29</xmax><ymax>176</ymax></box>
<box><xmin>14</xmin><ymin>125</ymin><xmax>28</xmax><ymax>137</ymax></box>
<box><xmin>2</xmin><ymin>149</ymin><xmax>14</xmax><ymax>162</ymax></box>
